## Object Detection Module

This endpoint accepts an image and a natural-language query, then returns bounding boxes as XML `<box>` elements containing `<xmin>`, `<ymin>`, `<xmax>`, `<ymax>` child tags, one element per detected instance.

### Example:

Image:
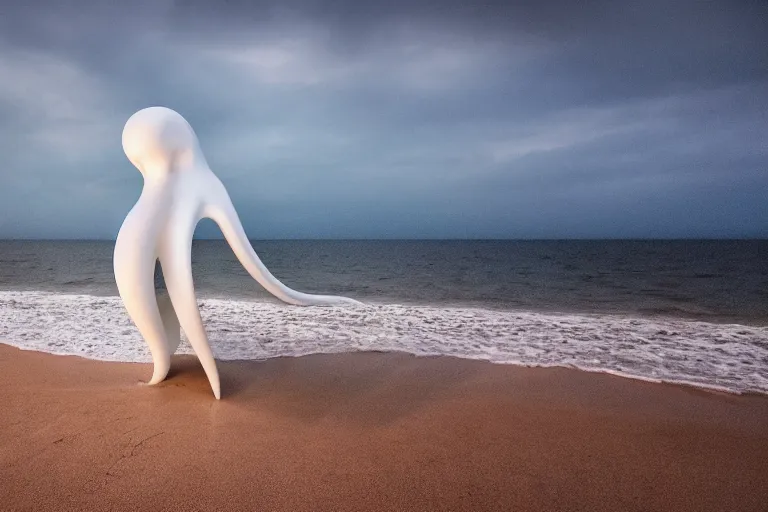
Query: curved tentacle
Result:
<box><xmin>158</xmin><ymin>219</ymin><xmax>221</xmax><ymax>399</ymax></box>
<box><xmin>115</xmin><ymin>273</ymin><xmax>171</xmax><ymax>384</ymax></box>
<box><xmin>114</xmin><ymin>196</ymin><xmax>173</xmax><ymax>385</ymax></box>
<box><xmin>202</xmin><ymin>174</ymin><xmax>362</xmax><ymax>307</ymax></box>
<box><xmin>157</xmin><ymin>291</ymin><xmax>181</xmax><ymax>355</ymax></box>
<box><xmin>154</xmin><ymin>263</ymin><xmax>181</xmax><ymax>355</ymax></box>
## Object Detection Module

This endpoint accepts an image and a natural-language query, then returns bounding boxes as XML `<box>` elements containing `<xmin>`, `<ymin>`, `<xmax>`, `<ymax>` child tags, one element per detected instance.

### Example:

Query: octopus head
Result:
<box><xmin>122</xmin><ymin>107</ymin><xmax>204</xmax><ymax>177</ymax></box>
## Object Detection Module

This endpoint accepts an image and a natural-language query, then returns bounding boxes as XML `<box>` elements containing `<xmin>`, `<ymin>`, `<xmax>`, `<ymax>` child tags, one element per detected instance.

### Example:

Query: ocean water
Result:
<box><xmin>0</xmin><ymin>240</ymin><xmax>766</xmax><ymax>393</ymax></box>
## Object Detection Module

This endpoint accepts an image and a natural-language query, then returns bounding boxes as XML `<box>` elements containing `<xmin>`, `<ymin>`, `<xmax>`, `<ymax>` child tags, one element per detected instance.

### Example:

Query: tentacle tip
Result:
<box><xmin>335</xmin><ymin>297</ymin><xmax>364</xmax><ymax>307</ymax></box>
<box><xmin>209</xmin><ymin>376</ymin><xmax>222</xmax><ymax>399</ymax></box>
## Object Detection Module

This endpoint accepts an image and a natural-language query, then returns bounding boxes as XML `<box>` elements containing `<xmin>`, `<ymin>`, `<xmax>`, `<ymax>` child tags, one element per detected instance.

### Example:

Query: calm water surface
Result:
<box><xmin>0</xmin><ymin>240</ymin><xmax>765</xmax><ymax>324</ymax></box>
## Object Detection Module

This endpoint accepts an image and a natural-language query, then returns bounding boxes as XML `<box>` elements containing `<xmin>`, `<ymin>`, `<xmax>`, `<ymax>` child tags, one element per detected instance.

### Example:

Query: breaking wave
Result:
<box><xmin>0</xmin><ymin>291</ymin><xmax>766</xmax><ymax>394</ymax></box>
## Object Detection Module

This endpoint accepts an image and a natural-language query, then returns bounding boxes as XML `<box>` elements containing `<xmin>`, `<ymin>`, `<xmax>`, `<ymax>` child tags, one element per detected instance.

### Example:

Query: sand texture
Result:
<box><xmin>1</xmin><ymin>343</ymin><xmax>767</xmax><ymax>511</ymax></box>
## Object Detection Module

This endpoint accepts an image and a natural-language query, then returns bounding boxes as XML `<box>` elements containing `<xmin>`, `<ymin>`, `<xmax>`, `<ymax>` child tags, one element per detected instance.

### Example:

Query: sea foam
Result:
<box><xmin>0</xmin><ymin>291</ymin><xmax>766</xmax><ymax>394</ymax></box>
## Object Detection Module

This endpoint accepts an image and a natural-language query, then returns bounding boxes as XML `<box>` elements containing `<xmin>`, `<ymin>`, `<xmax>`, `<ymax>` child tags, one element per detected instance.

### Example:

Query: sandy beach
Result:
<box><xmin>1</xmin><ymin>343</ymin><xmax>766</xmax><ymax>512</ymax></box>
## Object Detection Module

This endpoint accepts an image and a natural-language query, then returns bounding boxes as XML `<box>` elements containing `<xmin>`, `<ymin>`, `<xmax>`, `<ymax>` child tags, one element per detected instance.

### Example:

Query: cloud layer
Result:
<box><xmin>0</xmin><ymin>0</ymin><xmax>766</xmax><ymax>238</ymax></box>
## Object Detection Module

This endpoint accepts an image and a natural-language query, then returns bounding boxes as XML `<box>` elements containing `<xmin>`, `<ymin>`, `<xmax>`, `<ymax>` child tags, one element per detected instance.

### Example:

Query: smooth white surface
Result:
<box><xmin>114</xmin><ymin>107</ymin><xmax>361</xmax><ymax>399</ymax></box>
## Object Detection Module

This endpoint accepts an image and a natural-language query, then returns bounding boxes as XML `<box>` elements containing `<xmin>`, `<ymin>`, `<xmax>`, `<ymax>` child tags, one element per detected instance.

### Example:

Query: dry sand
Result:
<box><xmin>1</xmin><ymin>342</ymin><xmax>767</xmax><ymax>511</ymax></box>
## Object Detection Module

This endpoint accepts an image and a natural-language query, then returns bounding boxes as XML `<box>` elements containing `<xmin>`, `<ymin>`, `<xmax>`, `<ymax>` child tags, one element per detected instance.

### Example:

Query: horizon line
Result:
<box><xmin>0</xmin><ymin>237</ymin><xmax>766</xmax><ymax>242</ymax></box>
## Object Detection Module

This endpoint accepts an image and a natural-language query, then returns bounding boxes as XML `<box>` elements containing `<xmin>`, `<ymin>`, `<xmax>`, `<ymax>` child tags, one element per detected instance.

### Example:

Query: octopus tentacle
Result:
<box><xmin>157</xmin><ymin>291</ymin><xmax>181</xmax><ymax>355</ymax></box>
<box><xmin>202</xmin><ymin>175</ymin><xmax>362</xmax><ymax>307</ymax></box>
<box><xmin>159</xmin><ymin>227</ymin><xmax>221</xmax><ymax>400</ymax></box>
<box><xmin>114</xmin><ymin>254</ymin><xmax>172</xmax><ymax>386</ymax></box>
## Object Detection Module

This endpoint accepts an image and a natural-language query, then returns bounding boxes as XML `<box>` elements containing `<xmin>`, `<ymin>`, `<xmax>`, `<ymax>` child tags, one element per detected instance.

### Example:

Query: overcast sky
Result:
<box><xmin>0</xmin><ymin>0</ymin><xmax>766</xmax><ymax>239</ymax></box>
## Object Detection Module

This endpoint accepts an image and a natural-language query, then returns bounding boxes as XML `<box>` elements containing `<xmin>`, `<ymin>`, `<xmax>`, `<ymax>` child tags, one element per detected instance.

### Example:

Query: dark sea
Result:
<box><xmin>1</xmin><ymin>240</ymin><xmax>767</xmax><ymax>393</ymax></box>
<box><xmin>1</xmin><ymin>240</ymin><xmax>766</xmax><ymax>322</ymax></box>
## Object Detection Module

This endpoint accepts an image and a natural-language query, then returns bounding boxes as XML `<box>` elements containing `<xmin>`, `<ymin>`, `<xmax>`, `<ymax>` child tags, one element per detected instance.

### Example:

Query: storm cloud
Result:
<box><xmin>0</xmin><ymin>0</ymin><xmax>765</xmax><ymax>238</ymax></box>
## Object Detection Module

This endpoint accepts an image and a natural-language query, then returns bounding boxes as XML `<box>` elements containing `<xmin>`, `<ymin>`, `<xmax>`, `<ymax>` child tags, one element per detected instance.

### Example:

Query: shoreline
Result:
<box><xmin>4</xmin><ymin>341</ymin><xmax>764</xmax><ymax>398</ymax></box>
<box><xmin>2</xmin><ymin>291</ymin><xmax>767</xmax><ymax>395</ymax></box>
<box><xmin>2</xmin><ymin>343</ymin><xmax>767</xmax><ymax>511</ymax></box>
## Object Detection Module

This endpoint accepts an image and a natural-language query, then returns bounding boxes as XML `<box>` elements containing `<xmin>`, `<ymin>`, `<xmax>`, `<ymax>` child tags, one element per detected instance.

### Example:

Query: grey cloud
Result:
<box><xmin>0</xmin><ymin>0</ymin><xmax>765</xmax><ymax>238</ymax></box>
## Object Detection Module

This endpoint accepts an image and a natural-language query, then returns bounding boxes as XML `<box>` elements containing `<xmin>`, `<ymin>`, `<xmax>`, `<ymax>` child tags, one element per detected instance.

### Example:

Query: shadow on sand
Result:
<box><xmin>161</xmin><ymin>350</ymin><xmax>485</xmax><ymax>426</ymax></box>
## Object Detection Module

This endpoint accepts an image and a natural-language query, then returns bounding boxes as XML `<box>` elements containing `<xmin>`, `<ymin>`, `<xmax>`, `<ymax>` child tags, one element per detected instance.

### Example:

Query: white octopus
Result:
<box><xmin>114</xmin><ymin>106</ymin><xmax>361</xmax><ymax>399</ymax></box>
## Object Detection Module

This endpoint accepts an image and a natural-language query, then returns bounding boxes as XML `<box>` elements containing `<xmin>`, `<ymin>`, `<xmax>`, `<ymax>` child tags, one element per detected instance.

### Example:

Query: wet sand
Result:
<box><xmin>1</xmin><ymin>343</ymin><xmax>767</xmax><ymax>511</ymax></box>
